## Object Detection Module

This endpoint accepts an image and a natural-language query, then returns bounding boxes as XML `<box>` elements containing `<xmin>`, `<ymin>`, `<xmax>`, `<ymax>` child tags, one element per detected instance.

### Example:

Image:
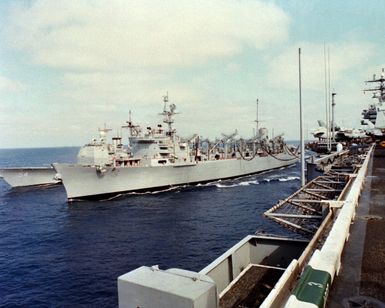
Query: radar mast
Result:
<box><xmin>122</xmin><ymin>110</ymin><xmax>141</xmax><ymax>137</ymax></box>
<box><xmin>364</xmin><ymin>68</ymin><xmax>385</xmax><ymax>105</ymax></box>
<box><xmin>160</xmin><ymin>92</ymin><xmax>178</xmax><ymax>137</ymax></box>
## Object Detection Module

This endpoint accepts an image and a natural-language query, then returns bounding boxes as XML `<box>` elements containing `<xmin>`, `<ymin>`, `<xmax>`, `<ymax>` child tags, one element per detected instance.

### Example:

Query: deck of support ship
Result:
<box><xmin>327</xmin><ymin>146</ymin><xmax>385</xmax><ymax>306</ymax></box>
<box><xmin>117</xmin><ymin>144</ymin><xmax>385</xmax><ymax>307</ymax></box>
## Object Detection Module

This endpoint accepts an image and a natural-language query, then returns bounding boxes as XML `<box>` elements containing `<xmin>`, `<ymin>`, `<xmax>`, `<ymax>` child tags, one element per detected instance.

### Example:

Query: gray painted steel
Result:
<box><xmin>54</xmin><ymin>153</ymin><xmax>297</xmax><ymax>200</ymax></box>
<box><xmin>0</xmin><ymin>167</ymin><xmax>60</xmax><ymax>187</ymax></box>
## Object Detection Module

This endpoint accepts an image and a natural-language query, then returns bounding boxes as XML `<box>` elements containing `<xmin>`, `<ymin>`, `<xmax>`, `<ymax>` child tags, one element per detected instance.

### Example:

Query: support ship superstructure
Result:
<box><xmin>54</xmin><ymin>96</ymin><xmax>298</xmax><ymax>201</ymax></box>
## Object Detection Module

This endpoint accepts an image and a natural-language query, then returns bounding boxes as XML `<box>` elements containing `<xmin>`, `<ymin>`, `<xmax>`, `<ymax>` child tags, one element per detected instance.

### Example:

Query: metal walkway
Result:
<box><xmin>264</xmin><ymin>152</ymin><xmax>366</xmax><ymax>235</ymax></box>
<box><xmin>328</xmin><ymin>146</ymin><xmax>385</xmax><ymax>306</ymax></box>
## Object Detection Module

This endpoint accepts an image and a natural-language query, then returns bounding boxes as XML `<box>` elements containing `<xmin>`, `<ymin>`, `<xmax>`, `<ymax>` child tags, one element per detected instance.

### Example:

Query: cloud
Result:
<box><xmin>3</xmin><ymin>1</ymin><xmax>382</xmax><ymax>148</ymax></box>
<box><xmin>3</xmin><ymin>0</ymin><xmax>290</xmax><ymax>70</ymax></box>
<box><xmin>0</xmin><ymin>76</ymin><xmax>27</xmax><ymax>92</ymax></box>
<box><xmin>260</xmin><ymin>41</ymin><xmax>377</xmax><ymax>140</ymax></box>
<box><xmin>59</xmin><ymin>71</ymin><xmax>205</xmax><ymax>110</ymax></box>
<box><xmin>0</xmin><ymin>0</ymin><xmax>291</xmax><ymax>147</ymax></box>
<box><xmin>266</xmin><ymin>41</ymin><xmax>375</xmax><ymax>91</ymax></box>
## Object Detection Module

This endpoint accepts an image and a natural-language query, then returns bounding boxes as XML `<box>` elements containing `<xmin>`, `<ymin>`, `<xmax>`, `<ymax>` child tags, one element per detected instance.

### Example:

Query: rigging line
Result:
<box><xmin>235</xmin><ymin>142</ymin><xmax>298</xmax><ymax>162</ymax></box>
<box><xmin>283</xmin><ymin>143</ymin><xmax>300</xmax><ymax>157</ymax></box>
<box><xmin>236</xmin><ymin>147</ymin><xmax>259</xmax><ymax>161</ymax></box>
<box><xmin>261</xmin><ymin>146</ymin><xmax>298</xmax><ymax>162</ymax></box>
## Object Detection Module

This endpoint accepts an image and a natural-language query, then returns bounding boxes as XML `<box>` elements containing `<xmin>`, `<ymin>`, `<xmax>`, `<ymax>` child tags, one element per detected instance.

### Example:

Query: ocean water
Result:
<box><xmin>0</xmin><ymin>147</ymin><xmax>301</xmax><ymax>307</ymax></box>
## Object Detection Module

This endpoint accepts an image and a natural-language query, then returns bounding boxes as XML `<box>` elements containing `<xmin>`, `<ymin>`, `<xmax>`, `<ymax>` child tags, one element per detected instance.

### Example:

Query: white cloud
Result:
<box><xmin>0</xmin><ymin>76</ymin><xmax>26</xmax><ymax>92</ymax></box>
<box><xmin>4</xmin><ymin>0</ymin><xmax>290</xmax><ymax>70</ymax></box>
<box><xmin>59</xmin><ymin>71</ymin><xmax>205</xmax><ymax>110</ymax></box>
<box><xmin>260</xmin><ymin>41</ymin><xmax>377</xmax><ymax>140</ymax></box>
<box><xmin>266</xmin><ymin>41</ymin><xmax>375</xmax><ymax>91</ymax></box>
<box><xmin>2</xmin><ymin>1</ymin><xmax>382</xmax><ymax>148</ymax></box>
<box><xmin>0</xmin><ymin>0</ymin><xmax>291</xmax><ymax>147</ymax></box>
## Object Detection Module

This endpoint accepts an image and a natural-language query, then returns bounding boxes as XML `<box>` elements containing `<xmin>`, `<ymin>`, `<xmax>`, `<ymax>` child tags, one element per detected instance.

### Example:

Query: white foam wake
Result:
<box><xmin>278</xmin><ymin>176</ymin><xmax>300</xmax><ymax>182</ymax></box>
<box><xmin>215</xmin><ymin>179</ymin><xmax>259</xmax><ymax>188</ymax></box>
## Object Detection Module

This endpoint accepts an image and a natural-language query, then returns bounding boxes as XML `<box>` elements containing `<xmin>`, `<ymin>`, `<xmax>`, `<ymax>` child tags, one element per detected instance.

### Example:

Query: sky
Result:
<box><xmin>0</xmin><ymin>0</ymin><xmax>384</xmax><ymax>148</ymax></box>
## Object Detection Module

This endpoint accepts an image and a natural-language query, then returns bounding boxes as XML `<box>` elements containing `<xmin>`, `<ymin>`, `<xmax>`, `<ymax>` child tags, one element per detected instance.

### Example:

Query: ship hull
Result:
<box><xmin>54</xmin><ymin>153</ymin><xmax>298</xmax><ymax>200</ymax></box>
<box><xmin>0</xmin><ymin>167</ymin><xmax>61</xmax><ymax>187</ymax></box>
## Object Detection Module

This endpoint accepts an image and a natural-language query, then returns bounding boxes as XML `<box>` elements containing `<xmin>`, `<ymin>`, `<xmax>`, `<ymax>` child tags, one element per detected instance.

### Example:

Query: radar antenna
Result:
<box><xmin>159</xmin><ymin>92</ymin><xmax>179</xmax><ymax>137</ymax></box>
<box><xmin>364</xmin><ymin>68</ymin><xmax>385</xmax><ymax>104</ymax></box>
<box><xmin>122</xmin><ymin>110</ymin><xmax>141</xmax><ymax>136</ymax></box>
<box><xmin>163</xmin><ymin>92</ymin><xmax>169</xmax><ymax>113</ymax></box>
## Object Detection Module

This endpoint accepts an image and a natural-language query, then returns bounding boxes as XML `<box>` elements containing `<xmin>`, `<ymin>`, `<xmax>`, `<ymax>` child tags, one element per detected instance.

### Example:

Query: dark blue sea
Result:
<box><xmin>0</xmin><ymin>147</ymin><xmax>301</xmax><ymax>307</ymax></box>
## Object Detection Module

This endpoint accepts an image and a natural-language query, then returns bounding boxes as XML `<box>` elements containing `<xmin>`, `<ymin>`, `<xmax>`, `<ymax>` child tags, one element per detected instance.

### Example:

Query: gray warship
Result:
<box><xmin>0</xmin><ymin>126</ymin><xmax>117</xmax><ymax>188</ymax></box>
<box><xmin>0</xmin><ymin>167</ymin><xmax>60</xmax><ymax>187</ymax></box>
<box><xmin>53</xmin><ymin>95</ymin><xmax>299</xmax><ymax>201</ymax></box>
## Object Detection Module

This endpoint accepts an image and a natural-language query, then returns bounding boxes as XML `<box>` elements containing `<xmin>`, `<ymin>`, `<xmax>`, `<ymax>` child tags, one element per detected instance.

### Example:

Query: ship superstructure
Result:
<box><xmin>53</xmin><ymin>95</ymin><xmax>299</xmax><ymax>201</ymax></box>
<box><xmin>363</xmin><ymin>68</ymin><xmax>385</xmax><ymax>140</ymax></box>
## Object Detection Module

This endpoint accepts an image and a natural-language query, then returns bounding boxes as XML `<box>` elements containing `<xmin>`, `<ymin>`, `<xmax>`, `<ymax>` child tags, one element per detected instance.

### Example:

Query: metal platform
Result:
<box><xmin>264</xmin><ymin>151</ymin><xmax>366</xmax><ymax>236</ymax></box>
<box><xmin>264</xmin><ymin>174</ymin><xmax>349</xmax><ymax>235</ymax></box>
<box><xmin>328</xmin><ymin>145</ymin><xmax>385</xmax><ymax>306</ymax></box>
